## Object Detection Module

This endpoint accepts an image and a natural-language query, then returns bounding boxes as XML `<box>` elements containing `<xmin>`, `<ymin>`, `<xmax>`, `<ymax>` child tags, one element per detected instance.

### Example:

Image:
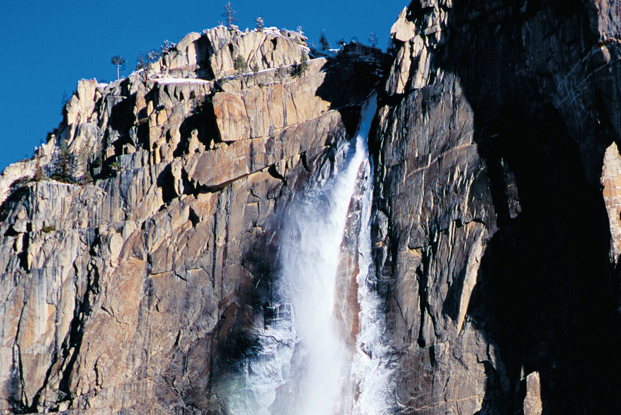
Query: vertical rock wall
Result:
<box><xmin>374</xmin><ymin>0</ymin><xmax>621</xmax><ymax>413</ymax></box>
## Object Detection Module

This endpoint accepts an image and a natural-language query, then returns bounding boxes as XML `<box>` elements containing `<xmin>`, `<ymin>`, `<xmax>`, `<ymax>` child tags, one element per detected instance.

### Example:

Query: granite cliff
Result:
<box><xmin>1</xmin><ymin>0</ymin><xmax>621</xmax><ymax>414</ymax></box>
<box><xmin>375</xmin><ymin>0</ymin><xmax>621</xmax><ymax>413</ymax></box>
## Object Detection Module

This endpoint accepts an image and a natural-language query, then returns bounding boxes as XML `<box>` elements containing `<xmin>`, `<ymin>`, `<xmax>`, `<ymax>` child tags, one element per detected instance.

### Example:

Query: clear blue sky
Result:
<box><xmin>0</xmin><ymin>1</ymin><xmax>405</xmax><ymax>172</ymax></box>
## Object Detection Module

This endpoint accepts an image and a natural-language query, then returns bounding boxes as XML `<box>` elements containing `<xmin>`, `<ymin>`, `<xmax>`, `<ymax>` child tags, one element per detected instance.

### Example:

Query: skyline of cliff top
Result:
<box><xmin>0</xmin><ymin>0</ymin><xmax>403</xmax><ymax>172</ymax></box>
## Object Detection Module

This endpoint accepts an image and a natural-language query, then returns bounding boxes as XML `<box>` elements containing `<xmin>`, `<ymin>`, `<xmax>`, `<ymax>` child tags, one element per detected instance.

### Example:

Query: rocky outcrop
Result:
<box><xmin>136</xmin><ymin>26</ymin><xmax>308</xmax><ymax>81</ymax></box>
<box><xmin>0</xmin><ymin>25</ymin><xmax>384</xmax><ymax>413</ymax></box>
<box><xmin>373</xmin><ymin>0</ymin><xmax>621</xmax><ymax>413</ymax></box>
<box><xmin>523</xmin><ymin>371</ymin><xmax>543</xmax><ymax>415</ymax></box>
<box><xmin>602</xmin><ymin>142</ymin><xmax>621</xmax><ymax>263</ymax></box>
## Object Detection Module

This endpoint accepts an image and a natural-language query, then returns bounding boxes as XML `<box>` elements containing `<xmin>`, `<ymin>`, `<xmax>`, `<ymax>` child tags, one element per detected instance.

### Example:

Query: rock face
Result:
<box><xmin>602</xmin><ymin>142</ymin><xmax>621</xmax><ymax>263</ymax></box>
<box><xmin>2</xmin><ymin>1</ymin><xmax>621</xmax><ymax>414</ymax></box>
<box><xmin>0</xmin><ymin>27</ymin><xmax>383</xmax><ymax>413</ymax></box>
<box><xmin>373</xmin><ymin>0</ymin><xmax>621</xmax><ymax>413</ymax></box>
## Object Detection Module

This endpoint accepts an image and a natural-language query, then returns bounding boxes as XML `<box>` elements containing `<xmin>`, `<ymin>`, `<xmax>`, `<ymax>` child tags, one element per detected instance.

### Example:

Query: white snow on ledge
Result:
<box><xmin>154</xmin><ymin>78</ymin><xmax>212</xmax><ymax>84</ymax></box>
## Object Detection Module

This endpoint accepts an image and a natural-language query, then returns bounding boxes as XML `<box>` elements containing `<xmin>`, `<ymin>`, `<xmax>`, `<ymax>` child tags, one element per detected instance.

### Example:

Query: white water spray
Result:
<box><xmin>278</xmin><ymin>99</ymin><xmax>376</xmax><ymax>414</ymax></box>
<box><xmin>223</xmin><ymin>95</ymin><xmax>394</xmax><ymax>414</ymax></box>
<box><xmin>351</xmin><ymin>147</ymin><xmax>395</xmax><ymax>415</ymax></box>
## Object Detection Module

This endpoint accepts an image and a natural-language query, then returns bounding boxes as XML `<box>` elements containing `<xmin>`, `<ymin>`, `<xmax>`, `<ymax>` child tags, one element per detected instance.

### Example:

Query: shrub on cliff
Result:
<box><xmin>48</xmin><ymin>139</ymin><xmax>95</xmax><ymax>185</ymax></box>
<box><xmin>234</xmin><ymin>55</ymin><xmax>249</xmax><ymax>74</ymax></box>
<box><xmin>146</xmin><ymin>49</ymin><xmax>161</xmax><ymax>63</ymax></box>
<box><xmin>251</xmin><ymin>61</ymin><xmax>260</xmax><ymax>75</ymax></box>
<box><xmin>42</xmin><ymin>225</ymin><xmax>55</xmax><ymax>233</ymax></box>
<box><xmin>319</xmin><ymin>29</ymin><xmax>330</xmax><ymax>51</ymax></box>
<box><xmin>161</xmin><ymin>40</ymin><xmax>175</xmax><ymax>55</ymax></box>
<box><xmin>77</xmin><ymin>145</ymin><xmax>93</xmax><ymax>184</ymax></box>
<box><xmin>275</xmin><ymin>66</ymin><xmax>290</xmax><ymax>83</ymax></box>
<box><xmin>33</xmin><ymin>157</ymin><xmax>46</xmax><ymax>182</ymax></box>
<box><xmin>60</xmin><ymin>91</ymin><xmax>70</xmax><ymax>115</ymax></box>
<box><xmin>51</xmin><ymin>139</ymin><xmax>75</xmax><ymax>183</ymax></box>
<box><xmin>136</xmin><ymin>53</ymin><xmax>147</xmax><ymax>72</ymax></box>
<box><xmin>292</xmin><ymin>53</ymin><xmax>310</xmax><ymax>78</ymax></box>
<box><xmin>136</xmin><ymin>52</ymin><xmax>149</xmax><ymax>82</ymax></box>
<box><xmin>250</xmin><ymin>61</ymin><xmax>261</xmax><ymax>84</ymax></box>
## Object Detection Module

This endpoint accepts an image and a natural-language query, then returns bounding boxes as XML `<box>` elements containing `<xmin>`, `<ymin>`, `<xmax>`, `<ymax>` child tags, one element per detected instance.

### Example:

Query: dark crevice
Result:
<box><xmin>0</xmin><ymin>187</ymin><xmax>30</xmax><ymax>226</ymax></box>
<box><xmin>157</xmin><ymin>164</ymin><xmax>178</xmax><ymax>205</ymax></box>
<box><xmin>314</xmin><ymin>48</ymin><xmax>388</xmax><ymax>111</ymax></box>
<box><xmin>177</xmin><ymin>96</ymin><xmax>220</xmax><ymax>157</ymax></box>
<box><xmin>6</xmin><ymin>338</ymin><xmax>27</xmax><ymax>413</ymax></box>
<box><xmin>107</xmin><ymin>90</ymin><xmax>137</xmax><ymax>155</ymax></box>
<box><xmin>300</xmin><ymin>152</ymin><xmax>310</xmax><ymax>173</ymax></box>
<box><xmin>337</xmin><ymin>105</ymin><xmax>363</xmax><ymax>139</ymax></box>
<box><xmin>441</xmin><ymin>257</ymin><xmax>469</xmax><ymax>323</ymax></box>
<box><xmin>4</xmin><ymin>227</ymin><xmax>19</xmax><ymax>237</ymax></box>
<box><xmin>416</xmin><ymin>240</ymin><xmax>437</xmax><ymax>348</ymax></box>
<box><xmin>189</xmin><ymin>208</ymin><xmax>200</xmax><ymax>227</ymax></box>
<box><xmin>27</xmin><ymin>349</ymin><xmax>59</xmax><ymax>412</ymax></box>
<box><xmin>267</xmin><ymin>165</ymin><xmax>287</xmax><ymax>185</ymax></box>
<box><xmin>17</xmin><ymin>233</ymin><xmax>29</xmax><ymax>270</ymax></box>
<box><xmin>55</xmin><ymin>253</ymin><xmax>100</xmax><ymax>410</ymax></box>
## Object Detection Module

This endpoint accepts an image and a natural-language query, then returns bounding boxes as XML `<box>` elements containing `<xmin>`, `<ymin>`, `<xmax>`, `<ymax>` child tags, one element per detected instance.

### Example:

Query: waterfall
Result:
<box><xmin>222</xmin><ymin>95</ymin><xmax>394</xmax><ymax>414</ymax></box>
<box><xmin>350</xmin><ymin>103</ymin><xmax>395</xmax><ymax>415</ymax></box>
<box><xmin>276</xmin><ymin>97</ymin><xmax>377</xmax><ymax>415</ymax></box>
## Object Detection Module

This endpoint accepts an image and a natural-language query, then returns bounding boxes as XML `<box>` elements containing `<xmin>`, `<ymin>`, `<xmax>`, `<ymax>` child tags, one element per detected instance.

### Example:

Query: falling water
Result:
<box><xmin>277</xmin><ymin>97</ymin><xmax>377</xmax><ymax>414</ymax></box>
<box><xmin>350</xmin><ymin>103</ymin><xmax>395</xmax><ymax>415</ymax></box>
<box><xmin>223</xmin><ymin>94</ymin><xmax>394</xmax><ymax>414</ymax></box>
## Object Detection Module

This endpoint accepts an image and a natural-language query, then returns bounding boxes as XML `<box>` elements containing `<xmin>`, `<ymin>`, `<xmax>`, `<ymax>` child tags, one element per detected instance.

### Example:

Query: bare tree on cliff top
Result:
<box><xmin>161</xmin><ymin>40</ymin><xmax>175</xmax><ymax>54</ymax></box>
<box><xmin>136</xmin><ymin>53</ymin><xmax>147</xmax><ymax>71</ymax></box>
<box><xmin>222</xmin><ymin>3</ymin><xmax>237</xmax><ymax>29</ymax></box>
<box><xmin>111</xmin><ymin>56</ymin><xmax>126</xmax><ymax>80</ymax></box>
<box><xmin>319</xmin><ymin>29</ymin><xmax>330</xmax><ymax>51</ymax></box>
